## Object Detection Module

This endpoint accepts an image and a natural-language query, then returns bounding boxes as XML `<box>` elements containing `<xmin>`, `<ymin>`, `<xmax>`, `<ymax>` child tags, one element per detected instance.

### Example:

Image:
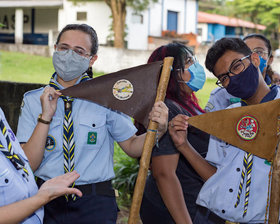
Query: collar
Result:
<box><xmin>241</xmin><ymin>85</ymin><xmax>278</xmax><ymax>106</ymax></box>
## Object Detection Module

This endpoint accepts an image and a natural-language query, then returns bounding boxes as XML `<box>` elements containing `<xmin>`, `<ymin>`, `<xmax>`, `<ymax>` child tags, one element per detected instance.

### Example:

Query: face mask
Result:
<box><xmin>258</xmin><ymin>55</ymin><xmax>267</xmax><ymax>74</ymax></box>
<box><xmin>226</xmin><ymin>63</ymin><xmax>259</xmax><ymax>100</ymax></box>
<box><xmin>185</xmin><ymin>62</ymin><xmax>206</xmax><ymax>92</ymax></box>
<box><xmin>52</xmin><ymin>50</ymin><xmax>91</xmax><ymax>82</ymax></box>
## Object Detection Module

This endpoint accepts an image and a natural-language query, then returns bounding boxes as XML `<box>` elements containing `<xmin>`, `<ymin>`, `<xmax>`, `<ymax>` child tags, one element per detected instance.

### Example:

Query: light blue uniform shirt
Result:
<box><xmin>205</xmin><ymin>87</ymin><xmax>240</xmax><ymax>112</ymax></box>
<box><xmin>16</xmin><ymin>77</ymin><xmax>137</xmax><ymax>185</ymax></box>
<box><xmin>197</xmin><ymin>87</ymin><xmax>280</xmax><ymax>223</ymax></box>
<box><xmin>0</xmin><ymin>108</ymin><xmax>43</xmax><ymax>224</ymax></box>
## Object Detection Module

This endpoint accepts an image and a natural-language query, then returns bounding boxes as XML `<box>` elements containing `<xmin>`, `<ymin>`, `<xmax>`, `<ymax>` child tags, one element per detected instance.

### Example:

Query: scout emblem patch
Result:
<box><xmin>87</xmin><ymin>132</ymin><xmax>97</xmax><ymax>144</ymax></box>
<box><xmin>112</xmin><ymin>79</ymin><xmax>133</xmax><ymax>100</ymax></box>
<box><xmin>236</xmin><ymin>115</ymin><xmax>259</xmax><ymax>141</ymax></box>
<box><xmin>45</xmin><ymin>135</ymin><xmax>56</xmax><ymax>151</ymax></box>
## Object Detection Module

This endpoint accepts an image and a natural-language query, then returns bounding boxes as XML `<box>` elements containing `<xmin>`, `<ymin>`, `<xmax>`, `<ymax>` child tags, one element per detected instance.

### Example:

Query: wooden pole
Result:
<box><xmin>128</xmin><ymin>57</ymin><xmax>174</xmax><ymax>224</ymax></box>
<box><xmin>268</xmin><ymin>116</ymin><xmax>280</xmax><ymax>224</ymax></box>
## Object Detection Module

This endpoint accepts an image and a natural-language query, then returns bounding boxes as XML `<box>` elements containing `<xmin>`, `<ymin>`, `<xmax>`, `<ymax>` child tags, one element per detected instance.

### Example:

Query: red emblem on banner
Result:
<box><xmin>236</xmin><ymin>115</ymin><xmax>259</xmax><ymax>141</ymax></box>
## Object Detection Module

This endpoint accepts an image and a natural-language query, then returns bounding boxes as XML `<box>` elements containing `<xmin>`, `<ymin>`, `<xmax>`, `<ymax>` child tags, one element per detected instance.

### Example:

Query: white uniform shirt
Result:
<box><xmin>0</xmin><ymin>108</ymin><xmax>43</xmax><ymax>224</ymax></box>
<box><xmin>197</xmin><ymin>85</ymin><xmax>280</xmax><ymax>223</ymax></box>
<box><xmin>205</xmin><ymin>87</ymin><xmax>240</xmax><ymax>112</ymax></box>
<box><xmin>16</xmin><ymin>78</ymin><xmax>137</xmax><ymax>185</ymax></box>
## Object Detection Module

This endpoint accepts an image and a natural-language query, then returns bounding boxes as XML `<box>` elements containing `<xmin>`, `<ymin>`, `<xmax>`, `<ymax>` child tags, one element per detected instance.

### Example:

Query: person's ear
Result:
<box><xmin>90</xmin><ymin>55</ymin><xmax>98</xmax><ymax>67</ymax></box>
<box><xmin>268</xmin><ymin>54</ymin><xmax>274</xmax><ymax>65</ymax></box>
<box><xmin>251</xmin><ymin>52</ymin><xmax>260</xmax><ymax>67</ymax></box>
<box><xmin>54</xmin><ymin>44</ymin><xmax>57</xmax><ymax>51</ymax></box>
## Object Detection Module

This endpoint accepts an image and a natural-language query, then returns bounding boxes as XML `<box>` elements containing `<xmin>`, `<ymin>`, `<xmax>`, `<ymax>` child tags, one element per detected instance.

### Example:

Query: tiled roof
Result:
<box><xmin>198</xmin><ymin>11</ymin><xmax>266</xmax><ymax>30</ymax></box>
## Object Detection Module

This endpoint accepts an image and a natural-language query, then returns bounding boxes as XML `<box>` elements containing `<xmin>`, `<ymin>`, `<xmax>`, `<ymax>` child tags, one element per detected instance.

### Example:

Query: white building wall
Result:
<box><xmin>35</xmin><ymin>8</ymin><xmax>58</xmax><ymax>33</ymax></box>
<box><xmin>185</xmin><ymin>0</ymin><xmax>197</xmax><ymax>33</ymax></box>
<box><xmin>126</xmin><ymin>7</ymin><xmax>149</xmax><ymax>50</ymax></box>
<box><xmin>0</xmin><ymin>8</ymin><xmax>31</xmax><ymax>33</ymax></box>
<box><xmin>197</xmin><ymin>23</ymin><xmax>208</xmax><ymax>43</ymax></box>
<box><xmin>148</xmin><ymin>0</ymin><xmax>162</xmax><ymax>36</ymax></box>
<box><xmin>61</xmin><ymin>0</ymin><xmax>111</xmax><ymax>46</ymax></box>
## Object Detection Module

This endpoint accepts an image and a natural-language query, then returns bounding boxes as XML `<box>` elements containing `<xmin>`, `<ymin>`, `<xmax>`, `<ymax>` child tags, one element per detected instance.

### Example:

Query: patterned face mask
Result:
<box><xmin>52</xmin><ymin>49</ymin><xmax>91</xmax><ymax>81</ymax></box>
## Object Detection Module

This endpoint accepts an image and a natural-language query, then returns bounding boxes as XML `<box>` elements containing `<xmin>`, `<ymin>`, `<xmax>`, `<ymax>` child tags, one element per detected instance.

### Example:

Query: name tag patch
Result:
<box><xmin>87</xmin><ymin>132</ymin><xmax>97</xmax><ymax>145</ymax></box>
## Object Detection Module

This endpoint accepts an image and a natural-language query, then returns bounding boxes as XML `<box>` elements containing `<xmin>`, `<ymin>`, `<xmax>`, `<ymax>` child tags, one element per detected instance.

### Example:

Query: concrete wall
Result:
<box><xmin>0</xmin><ymin>81</ymin><xmax>44</xmax><ymax>133</ymax></box>
<box><xmin>2</xmin><ymin>42</ymin><xmax>279</xmax><ymax>79</ymax></box>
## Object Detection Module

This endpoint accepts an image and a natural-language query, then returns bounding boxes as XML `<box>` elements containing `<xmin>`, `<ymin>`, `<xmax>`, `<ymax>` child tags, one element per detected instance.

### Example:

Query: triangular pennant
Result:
<box><xmin>61</xmin><ymin>61</ymin><xmax>162</xmax><ymax>128</ymax></box>
<box><xmin>188</xmin><ymin>99</ymin><xmax>280</xmax><ymax>161</ymax></box>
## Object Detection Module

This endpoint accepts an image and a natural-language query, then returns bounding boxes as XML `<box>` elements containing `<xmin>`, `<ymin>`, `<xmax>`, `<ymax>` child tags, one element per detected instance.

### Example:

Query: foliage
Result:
<box><xmin>113</xmin><ymin>142</ymin><xmax>139</xmax><ymax>207</ymax></box>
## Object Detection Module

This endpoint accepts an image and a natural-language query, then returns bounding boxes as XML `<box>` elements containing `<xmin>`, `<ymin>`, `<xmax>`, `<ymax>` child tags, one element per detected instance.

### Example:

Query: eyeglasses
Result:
<box><xmin>56</xmin><ymin>43</ymin><xmax>92</xmax><ymax>58</ymax></box>
<box><xmin>185</xmin><ymin>56</ymin><xmax>196</xmax><ymax>67</ymax></box>
<box><xmin>252</xmin><ymin>47</ymin><xmax>269</xmax><ymax>58</ymax></box>
<box><xmin>216</xmin><ymin>55</ymin><xmax>251</xmax><ymax>87</ymax></box>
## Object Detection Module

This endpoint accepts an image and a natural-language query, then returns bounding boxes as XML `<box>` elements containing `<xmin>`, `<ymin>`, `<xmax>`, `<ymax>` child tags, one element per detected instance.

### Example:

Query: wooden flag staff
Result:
<box><xmin>268</xmin><ymin>116</ymin><xmax>280</xmax><ymax>224</ymax></box>
<box><xmin>128</xmin><ymin>57</ymin><xmax>174</xmax><ymax>224</ymax></box>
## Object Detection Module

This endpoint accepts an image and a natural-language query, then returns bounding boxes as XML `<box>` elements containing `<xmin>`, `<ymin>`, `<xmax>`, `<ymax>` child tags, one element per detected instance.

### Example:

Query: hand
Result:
<box><xmin>149</xmin><ymin>101</ymin><xmax>169</xmax><ymax>136</ymax></box>
<box><xmin>37</xmin><ymin>171</ymin><xmax>82</xmax><ymax>202</ymax></box>
<box><xmin>169</xmin><ymin>114</ymin><xmax>189</xmax><ymax>149</ymax></box>
<box><xmin>40</xmin><ymin>87</ymin><xmax>61</xmax><ymax>121</ymax></box>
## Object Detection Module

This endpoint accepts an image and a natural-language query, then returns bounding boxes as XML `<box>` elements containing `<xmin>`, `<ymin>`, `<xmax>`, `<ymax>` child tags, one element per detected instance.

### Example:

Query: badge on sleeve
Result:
<box><xmin>87</xmin><ymin>132</ymin><xmax>97</xmax><ymax>144</ymax></box>
<box><xmin>45</xmin><ymin>135</ymin><xmax>56</xmax><ymax>151</ymax></box>
<box><xmin>236</xmin><ymin>115</ymin><xmax>259</xmax><ymax>141</ymax></box>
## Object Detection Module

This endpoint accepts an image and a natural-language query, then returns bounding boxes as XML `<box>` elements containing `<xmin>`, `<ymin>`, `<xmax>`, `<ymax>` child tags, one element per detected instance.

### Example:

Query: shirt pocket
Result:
<box><xmin>79</xmin><ymin>114</ymin><xmax>107</xmax><ymax>150</ymax></box>
<box><xmin>0</xmin><ymin>168</ymin><xmax>23</xmax><ymax>206</ymax></box>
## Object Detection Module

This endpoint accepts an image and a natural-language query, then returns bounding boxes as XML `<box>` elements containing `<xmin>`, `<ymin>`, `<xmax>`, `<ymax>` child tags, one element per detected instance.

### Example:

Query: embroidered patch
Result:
<box><xmin>8</xmin><ymin>129</ymin><xmax>15</xmax><ymax>141</ymax></box>
<box><xmin>87</xmin><ymin>132</ymin><xmax>97</xmax><ymax>144</ymax></box>
<box><xmin>236</xmin><ymin>115</ymin><xmax>259</xmax><ymax>141</ymax></box>
<box><xmin>112</xmin><ymin>79</ymin><xmax>133</xmax><ymax>100</ymax></box>
<box><xmin>45</xmin><ymin>135</ymin><xmax>56</xmax><ymax>151</ymax></box>
<box><xmin>205</xmin><ymin>102</ymin><xmax>214</xmax><ymax>111</ymax></box>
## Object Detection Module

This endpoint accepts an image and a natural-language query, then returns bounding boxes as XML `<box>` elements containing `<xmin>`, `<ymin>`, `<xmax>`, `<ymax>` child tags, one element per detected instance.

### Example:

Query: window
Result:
<box><xmin>77</xmin><ymin>12</ymin><xmax>87</xmax><ymax>21</ymax></box>
<box><xmin>131</xmin><ymin>13</ymin><xmax>143</xmax><ymax>24</ymax></box>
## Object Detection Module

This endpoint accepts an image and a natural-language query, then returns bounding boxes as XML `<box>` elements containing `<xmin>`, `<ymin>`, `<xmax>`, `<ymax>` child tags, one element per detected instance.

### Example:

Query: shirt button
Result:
<box><xmin>236</xmin><ymin>168</ymin><xmax>241</xmax><ymax>172</ymax></box>
<box><xmin>222</xmin><ymin>209</ymin><xmax>225</xmax><ymax>213</ymax></box>
<box><xmin>22</xmin><ymin>173</ymin><xmax>25</xmax><ymax>178</ymax></box>
<box><xmin>5</xmin><ymin>178</ymin><xmax>9</xmax><ymax>183</ymax></box>
<box><xmin>229</xmin><ymin>188</ymin><xmax>233</xmax><ymax>192</ymax></box>
<box><xmin>92</xmin><ymin>123</ymin><xmax>96</xmax><ymax>127</ymax></box>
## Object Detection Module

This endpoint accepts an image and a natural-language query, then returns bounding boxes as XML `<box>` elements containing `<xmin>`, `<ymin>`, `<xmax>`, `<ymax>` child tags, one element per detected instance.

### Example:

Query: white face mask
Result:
<box><xmin>52</xmin><ymin>49</ymin><xmax>91</xmax><ymax>81</ymax></box>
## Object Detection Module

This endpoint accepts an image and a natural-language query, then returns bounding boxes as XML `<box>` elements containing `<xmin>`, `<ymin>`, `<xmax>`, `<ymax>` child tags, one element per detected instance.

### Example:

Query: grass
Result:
<box><xmin>0</xmin><ymin>50</ymin><xmax>104</xmax><ymax>83</ymax></box>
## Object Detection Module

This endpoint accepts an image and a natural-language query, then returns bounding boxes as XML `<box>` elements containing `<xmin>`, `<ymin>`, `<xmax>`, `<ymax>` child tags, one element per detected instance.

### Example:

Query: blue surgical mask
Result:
<box><xmin>226</xmin><ymin>63</ymin><xmax>259</xmax><ymax>100</ymax></box>
<box><xmin>259</xmin><ymin>55</ymin><xmax>267</xmax><ymax>73</ymax></box>
<box><xmin>185</xmin><ymin>62</ymin><xmax>206</xmax><ymax>92</ymax></box>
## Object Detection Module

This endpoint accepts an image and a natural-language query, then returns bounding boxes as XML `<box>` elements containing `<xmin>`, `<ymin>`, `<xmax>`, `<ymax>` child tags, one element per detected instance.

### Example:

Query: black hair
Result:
<box><xmin>56</xmin><ymin>24</ymin><xmax>99</xmax><ymax>56</ymax></box>
<box><xmin>205</xmin><ymin>37</ymin><xmax>252</xmax><ymax>74</ymax></box>
<box><xmin>243</xmin><ymin>33</ymin><xmax>272</xmax><ymax>57</ymax></box>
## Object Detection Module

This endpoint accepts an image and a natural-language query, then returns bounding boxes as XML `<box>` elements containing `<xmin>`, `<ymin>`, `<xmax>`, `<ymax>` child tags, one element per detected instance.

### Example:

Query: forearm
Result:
<box><xmin>0</xmin><ymin>193</ymin><xmax>48</xmax><ymax>224</ymax></box>
<box><xmin>178</xmin><ymin>142</ymin><xmax>216</xmax><ymax>181</ymax></box>
<box><xmin>155</xmin><ymin>174</ymin><xmax>192</xmax><ymax>224</ymax></box>
<box><xmin>22</xmin><ymin>122</ymin><xmax>50</xmax><ymax>171</ymax></box>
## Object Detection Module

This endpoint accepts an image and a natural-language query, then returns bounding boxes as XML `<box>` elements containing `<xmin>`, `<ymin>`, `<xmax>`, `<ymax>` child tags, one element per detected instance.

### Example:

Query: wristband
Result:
<box><xmin>37</xmin><ymin>114</ymin><xmax>52</xmax><ymax>125</ymax></box>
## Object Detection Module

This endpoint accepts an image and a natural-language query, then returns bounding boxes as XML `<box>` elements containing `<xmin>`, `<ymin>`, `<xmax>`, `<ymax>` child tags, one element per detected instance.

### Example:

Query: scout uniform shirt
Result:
<box><xmin>0</xmin><ymin>108</ymin><xmax>43</xmax><ymax>224</ymax></box>
<box><xmin>16</xmin><ymin>77</ymin><xmax>137</xmax><ymax>185</ymax></box>
<box><xmin>205</xmin><ymin>87</ymin><xmax>241</xmax><ymax>112</ymax></box>
<box><xmin>196</xmin><ymin>85</ymin><xmax>280</xmax><ymax>223</ymax></box>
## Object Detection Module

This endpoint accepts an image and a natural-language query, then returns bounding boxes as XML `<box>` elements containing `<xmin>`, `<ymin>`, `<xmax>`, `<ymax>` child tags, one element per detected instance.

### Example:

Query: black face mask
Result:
<box><xmin>226</xmin><ymin>63</ymin><xmax>259</xmax><ymax>100</ymax></box>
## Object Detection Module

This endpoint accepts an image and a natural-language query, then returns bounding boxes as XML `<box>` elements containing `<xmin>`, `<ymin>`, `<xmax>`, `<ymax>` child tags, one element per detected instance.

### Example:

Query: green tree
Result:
<box><xmin>71</xmin><ymin>0</ymin><xmax>158</xmax><ymax>48</ymax></box>
<box><xmin>227</xmin><ymin>0</ymin><xmax>280</xmax><ymax>47</ymax></box>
